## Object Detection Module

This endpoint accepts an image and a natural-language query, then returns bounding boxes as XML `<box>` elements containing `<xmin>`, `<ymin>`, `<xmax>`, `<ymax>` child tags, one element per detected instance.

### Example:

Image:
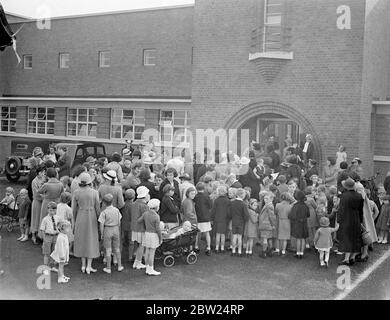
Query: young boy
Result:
<box><xmin>40</xmin><ymin>202</ymin><xmax>60</xmax><ymax>271</ymax></box>
<box><xmin>121</xmin><ymin>188</ymin><xmax>136</xmax><ymax>262</ymax></box>
<box><xmin>229</xmin><ymin>188</ymin><xmax>249</xmax><ymax>257</ymax></box>
<box><xmin>99</xmin><ymin>193</ymin><xmax>124</xmax><ymax>273</ymax></box>
<box><xmin>17</xmin><ymin>189</ymin><xmax>31</xmax><ymax>242</ymax></box>
<box><xmin>194</xmin><ymin>182</ymin><xmax>213</xmax><ymax>255</ymax></box>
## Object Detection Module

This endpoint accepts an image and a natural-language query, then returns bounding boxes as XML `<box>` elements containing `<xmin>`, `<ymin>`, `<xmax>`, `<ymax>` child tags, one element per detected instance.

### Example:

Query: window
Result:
<box><xmin>59</xmin><ymin>53</ymin><xmax>70</xmax><ymax>69</ymax></box>
<box><xmin>143</xmin><ymin>49</ymin><xmax>156</xmax><ymax>66</ymax></box>
<box><xmin>99</xmin><ymin>51</ymin><xmax>110</xmax><ymax>68</ymax></box>
<box><xmin>67</xmin><ymin>108</ymin><xmax>97</xmax><ymax>137</ymax></box>
<box><xmin>28</xmin><ymin>107</ymin><xmax>55</xmax><ymax>135</ymax></box>
<box><xmin>23</xmin><ymin>55</ymin><xmax>32</xmax><ymax>69</ymax></box>
<box><xmin>0</xmin><ymin>107</ymin><xmax>16</xmax><ymax>132</ymax></box>
<box><xmin>263</xmin><ymin>0</ymin><xmax>282</xmax><ymax>52</ymax></box>
<box><xmin>111</xmin><ymin>109</ymin><xmax>145</xmax><ymax>141</ymax></box>
<box><xmin>159</xmin><ymin>110</ymin><xmax>190</xmax><ymax>145</ymax></box>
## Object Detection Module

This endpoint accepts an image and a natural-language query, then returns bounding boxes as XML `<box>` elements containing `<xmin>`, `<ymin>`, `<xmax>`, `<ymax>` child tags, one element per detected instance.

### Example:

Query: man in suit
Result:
<box><xmin>302</xmin><ymin>134</ymin><xmax>315</xmax><ymax>167</ymax></box>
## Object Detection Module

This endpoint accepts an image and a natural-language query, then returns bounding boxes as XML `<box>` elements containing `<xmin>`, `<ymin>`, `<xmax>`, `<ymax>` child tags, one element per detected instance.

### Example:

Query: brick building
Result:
<box><xmin>1</xmin><ymin>1</ymin><xmax>390</xmax><ymax>179</ymax></box>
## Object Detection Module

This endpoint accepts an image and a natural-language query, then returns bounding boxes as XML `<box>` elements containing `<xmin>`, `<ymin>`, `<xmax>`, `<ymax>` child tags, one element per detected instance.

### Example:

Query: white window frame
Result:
<box><xmin>143</xmin><ymin>49</ymin><xmax>156</xmax><ymax>66</ymax></box>
<box><xmin>99</xmin><ymin>51</ymin><xmax>111</xmax><ymax>68</ymax></box>
<box><xmin>59</xmin><ymin>53</ymin><xmax>70</xmax><ymax>69</ymax></box>
<box><xmin>28</xmin><ymin>107</ymin><xmax>55</xmax><ymax>135</ymax></box>
<box><xmin>0</xmin><ymin>106</ymin><xmax>17</xmax><ymax>132</ymax></box>
<box><xmin>67</xmin><ymin>108</ymin><xmax>97</xmax><ymax>137</ymax></box>
<box><xmin>23</xmin><ymin>55</ymin><xmax>32</xmax><ymax>69</ymax></box>
<box><xmin>159</xmin><ymin>110</ymin><xmax>190</xmax><ymax>145</ymax></box>
<box><xmin>110</xmin><ymin>108</ymin><xmax>145</xmax><ymax>141</ymax></box>
<box><xmin>263</xmin><ymin>0</ymin><xmax>282</xmax><ymax>52</ymax></box>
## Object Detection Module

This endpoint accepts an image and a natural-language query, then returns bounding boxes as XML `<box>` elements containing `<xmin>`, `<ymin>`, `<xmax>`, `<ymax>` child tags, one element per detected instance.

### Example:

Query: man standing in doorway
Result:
<box><xmin>302</xmin><ymin>134</ymin><xmax>315</xmax><ymax>167</ymax></box>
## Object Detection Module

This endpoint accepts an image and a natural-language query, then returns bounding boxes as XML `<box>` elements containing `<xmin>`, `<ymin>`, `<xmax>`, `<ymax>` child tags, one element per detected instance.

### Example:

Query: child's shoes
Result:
<box><xmin>17</xmin><ymin>235</ymin><xmax>24</xmax><ymax>241</ymax></box>
<box><xmin>20</xmin><ymin>235</ymin><xmax>29</xmax><ymax>242</ymax></box>
<box><xmin>103</xmin><ymin>267</ymin><xmax>111</xmax><ymax>274</ymax></box>
<box><xmin>117</xmin><ymin>265</ymin><xmax>124</xmax><ymax>272</ymax></box>
<box><xmin>58</xmin><ymin>276</ymin><xmax>69</xmax><ymax>284</ymax></box>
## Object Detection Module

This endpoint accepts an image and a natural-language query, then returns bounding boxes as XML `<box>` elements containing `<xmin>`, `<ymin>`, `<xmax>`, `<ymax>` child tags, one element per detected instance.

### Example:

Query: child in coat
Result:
<box><xmin>227</xmin><ymin>187</ymin><xmax>237</xmax><ymax>250</ymax></box>
<box><xmin>376</xmin><ymin>195</ymin><xmax>390</xmax><ymax>244</ymax></box>
<box><xmin>258</xmin><ymin>192</ymin><xmax>276</xmax><ymax>258</ymax></box>
<box><xmin>229</xmin><ymin>188</ymin><xmax>249</xmax><ymax>256</ymax></box>
<box><xmin>314</xmin><ymin>217</ymin><xmax>339</xmax><ymax>267</ymax></box>
<box><xmin>275</xmin><ymin>192</ymin><xmax>293</xmax><ymax>255</ymax></box>
<box><xmin>194</xmin><ymin>182</ymin><xmax>213</xmax><ymax>255</ymax></box>
<box><xmin>121</xmin><ymin>189</ymin><xmax>136</xmax><ymax>262</ymax></box>
<box><xmin>211</xmin><ymin>185</ymin><xmax>231</xmax><ymax>253</ymax></box>
<box><xmin>305</xmin><ymin>186</ymin><xmax>318</xmax><ymax>249</ymax></box>
<box><xmin>50</xmin><ymin>220</ymin><xmax>71</xmax><ymax>283</ymax></box>
<box><xmin>17</xmin><ymin>189</ymin><xmax>31</xmax><ymax>242</ymax></box>
<box><xmin>245</xmin><ymin>199</ymin><xmax>259</xmax><ymax>257</ymax></box>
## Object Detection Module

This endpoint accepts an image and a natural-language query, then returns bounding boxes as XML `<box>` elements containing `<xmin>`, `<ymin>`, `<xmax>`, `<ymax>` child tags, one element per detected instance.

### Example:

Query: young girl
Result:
<box><xmin>275</xmin><ymin>192</ymin><xmax>293</xmax><ymax>255</ymax></box>
<box><xmin>376</xmin><ymin>195</ymin><xmax>390</xmax><ymax>244</ymax></box>
<box><xmin>314</xmin><ymin>217</ymin><xmax>339</xmax><ymax>267</ymax></box>
<box><xmin>245</xmin><ymin>199</ymin><xmax>259</xmax><ymax>257</ymax></box>
<box><xmin>288</xmin><ymin>191</ymin><xmax>310</xmax><ymax>258</ymax></box>
<box><xmin>17</xmin><ymin>189</ymin><xmax>31</xmax><ymax>242</ymax></box>
<box><xmin>229</xmin><ymin>188</ymin><xmax>249</xmax><ymax>256</ymax></box>
<box><xmin>211</xmin><ymin>185</ymin><xmax>231</xmax><ymax>253</ymax></box>
<box><xmin>50</xmin><ymin>220</ymin><xmax>71</xmax><ymax>283</ymax></box>
<box><xmin>138</xmin><ymin>199</ymin><xmax>162</xmax><ymax>276</ymax></box>
<box><xmin>56</xmin><ymin>192</ymin><xmax>74</xmax><ymax>254</ymax></box>
<box><xmin>336</xmin><ymin>145</ymin><xmax>347</xmax><ymax>169</ymax></box>
<box><xmin>258</xmin><ymin>192</ymin><xmax>276</xmax><ymax>258</ymax></box>
<box><xmin>227</xmin><ymin>187</ymin><xmax>237</xmax><ymax>251</ymax></box>
<box><xmin>316</xmin><ymin>185</ymin><xmax>328</xmax><ymax>207</ymax></box>
<box><xmin>305</xmin><ymin>186</ymin><xmax>318</xmax><ymax>249</ymax></box>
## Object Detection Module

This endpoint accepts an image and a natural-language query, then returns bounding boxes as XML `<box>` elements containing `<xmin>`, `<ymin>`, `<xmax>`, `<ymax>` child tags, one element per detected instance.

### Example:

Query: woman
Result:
<box><xmin>160</xmin><ymin>184</ymin><xmax>181</xmax><ymax>228</ymax></box>
<box><xmin>159</xmin><ymin>168</ymin><xmax>181</xmax><ymax>208</ymax></box>
<box><xmin>30</xmin><ymin>164</ymin><xmax>46</xmax><ymax>244</ymax></box>
<box><xmin>98</xmin><ymin>170</ymin><xmax>124</xmax><ymax>210</ymax></box>
<box><xmin>122</xmin><ymin>161</ymin><xmax>142</xmax><ymax>191</ymax></box>
<box><xmin>26</xmin><ymin>157</ymin><xmax>40</xmax><ymax>202</ymax></box>
<box><xmin>72</xmin><ymin>172</ymin><xmax>101</xmax><ymax>274</ymax></box>
<box><xmin>70</xmin><ymin>165</ymin><xmax>87</xmax><ymax>196</ymax></box>
<box><xmin>323</xmin><ymin>156</ymin><xmax>338</xmax><ymax>187</ymax></box>
<box><xmin>57</xmin><ymin>146</ymin><xmax>72</xmax><ymax>178</ymax></box>
<box><xmin>138</xmin><ymin>168</ymin><xmax>159</xmax><ymax>200</ymax></box>
<box><xmin>38</xmin><ymin>167</ymin><xmax>64</xmax><ymax>228</ymax></box>
<box><xmin>181</xmin><ymin>187</ymin><xmax>197</xmax><ymax>225</ymax></box>
<box><xmin>337</xmin><ymin>178</ymin><xmax>364</xmax><ymax>265</ymax></box>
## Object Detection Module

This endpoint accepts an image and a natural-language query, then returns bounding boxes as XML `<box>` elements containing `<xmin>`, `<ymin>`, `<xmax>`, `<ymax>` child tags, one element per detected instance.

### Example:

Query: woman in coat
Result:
<box><xmin>337</xmin><ymin>178</ymin><xmax>364</xmax><ymax>265</ymax></box>
<box><xmin>160</xmin><ymin>184</ymin><xmax>181</xmax><ymax>228</ymax></box>
<box><xmin>98</xmin><ymin>170</ymin><xmax>125</xmax><ymax>210</ymax></box>
<box><xmin>323</xmin><ymin>157</ymin><xmax>338</xmax><ymax>187</ymax></box>
<box><xmin>72</xmin><ymin>172</ymin><xmax>101</xmax><ymax>274</ymax></box>
<box><xmin>30</xmin><ymin>164</ymin><xmax>46</xmax><ymax>244</ymax></box>
<box><xmin>38</xmin><ymin>167</ymin><xmax>64</xmax><ymax>229</ymax></box>
<box><xmin>181</xmin><ymin>187</ymin><xmax>198</xmax><ymax>225</ymax></box>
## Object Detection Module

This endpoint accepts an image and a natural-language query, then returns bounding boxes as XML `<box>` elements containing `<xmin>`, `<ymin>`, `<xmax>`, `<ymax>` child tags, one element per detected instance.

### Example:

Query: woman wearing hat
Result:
<box><xmin>106</xmin><ymin>153</ymin><xmax>124</xmax><ymax>183</ymax></box>
<box><xmin>72</xmin><ymin>172</ymin><xmax>101</xmax><ymax>274</ymax></box>
<box><xmin>337</xmin><ymin>178</ymin><xmax>364</xmax><ymax>265</ymax></box>
<box><xmin>98</xmin><ymin>170</ymin><xmax>125</xmax><ymax>210</ymax></box>
<box><xmin>30</xmin><ymin>164</ymin><xmax>46</xmax><ymax>244</ymax></box>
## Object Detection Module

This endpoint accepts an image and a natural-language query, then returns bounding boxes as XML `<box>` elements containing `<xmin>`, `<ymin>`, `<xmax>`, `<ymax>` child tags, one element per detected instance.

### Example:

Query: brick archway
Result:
<box><xmin>224</xmin><ymin>101</ymin><xmax>323</xmax><ymax>166</ymax></box>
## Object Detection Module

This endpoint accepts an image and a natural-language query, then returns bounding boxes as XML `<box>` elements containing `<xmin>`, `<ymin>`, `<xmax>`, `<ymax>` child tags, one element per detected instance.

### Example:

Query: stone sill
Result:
<box><xmin>249</xmin><ymin>51</ymin><xmax>294</xmax><ymax>61</ymax></box>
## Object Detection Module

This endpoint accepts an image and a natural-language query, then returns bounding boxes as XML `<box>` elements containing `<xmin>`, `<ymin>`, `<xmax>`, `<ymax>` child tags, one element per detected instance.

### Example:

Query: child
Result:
<box><xmin>0</xmin><ymin>187</ymin><xmax>18</xmax><ymax>215</ymax></box>
<box><xmin>17</xmin><ymin>189</ymin><xmax>31</xmax><ymax>242</ymax></box>
<box><xmin>194</xmin><ymin>182</ymin><xmax>213</xmax><ymax>255</ymax></box>
<box><xmin>376</xmin><ymin>195</ymin><xmax>390</xmax><ymax>244</ymax></box>
<box><xmin>138</xmin><ymin>198</ymin><xmax>162</xmax><ymax>276</ymax></box>
<box><xmin>276</xmin><ymin>175</ymin><xmax>289</xmax><ymax>195</ymax></box>
<box><xmin>336</xmin><ymin>145</ymin><xmax>347</xmax><ymax>169</ymax></box>
<box><xmin>275</xmin><ymin>192</ymin><xmax>293</xmax><ymax>255</ymax></box>
<box><xmin>245</xmin><ymin>199</ymin><xmax>259</xmax><ymax>256</ymax></box>
<box><xmin>50</xmin><ymin>220</ymin><xmax>71</xmax><ymax>283</ymax></box>
<box><xmin>121</xmin><ymin>188</ymin><xmax>136</xmax><ymax>262</ymax></box>
<box><xmin>310</xmin><ymin>175</ymin><xmax>320</xmax><ymax>188</ymax></box>
<box><xmin>122</xmin><ymin>159</ymin><xmax>132</xmax><ymax>179</ymax></box>
<box><xmin>211</xmin><ymin>185</ymin><xmax>231</xmax><ymax>253</ymax></box>
<box><xmin>226</xmin><ymin>187</ymin><xmax>237</xmax><ymax>250</ymax></box>
<box><xmin>98</xmin><ymin>193</ymin><xmax>124</xmax><ymax>273</ymax></box>
<box><xmin>229</xmin><ymin>188</ymin><xmax>249</xmax><ymax>256</ymax></box>
<box><xmin>316</xmin><ymin>185</ymin><xmax>328</xmax><ymax>207</ymax></box>
<box><xmin>56</xmin><ymin>192</ymin><xmax>74</xmax><ymax>254</ymax></box>
<box><xmin>287</xmin><ymin>181</ymin><xmax>298</xmax><ymax>199</ymax></box>
<box><xmin>305</xmin><ymin>186</ymin><xmax>318</xmax><ymax>249</ymax></box>
<box><xmin>39</xmin><ymin>202</ymin><xmax>60</xmax><ymax>271</ymax></box>
<box><xmin>258</xmin><ymin>192</ymin><xmax>276</xmax><ymax>258</ymax></box>
<box><xmin>314</xmin><ymin>217</ymin><xmax>339</xmax><ymax>267</ymax></box>
<box><xmin>60</xmin><ymin>176</ymin><xmax>72</xmax><ymax>193</ymax></box>
<box><xmin>316</xmin><ymin>198</ymin><xmax>327</xmax><ymax>222</ymax></box>
<box><xmin>288</xmin><ymin>191</ymin><xmax>310</xmax><ymax>258</ymax></box>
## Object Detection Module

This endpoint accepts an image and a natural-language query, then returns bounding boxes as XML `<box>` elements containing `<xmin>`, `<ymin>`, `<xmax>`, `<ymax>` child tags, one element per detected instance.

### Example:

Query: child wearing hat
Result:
<box><xmin>376</xmin><ymin>195</ymin><xmax>390</xmax><ymax>244</ymax></box>
<box><xmin>98</xmin><ymin>193</ymin><xmax>124</xmax><ymax>273</ymax></box>
<box><xmin>50</xmin><ymin>220</ymin><xmax>71</xmax><ymax>283</ymax></box>
<box><xmin>40</xmin><ymin>202</ymin><xmax>60</xmax><ymax>270</ymax></box>
<box><xmin>314</xmin><ymin>217</ymin><xmax>339</xmax><ymax>267</ymax></box>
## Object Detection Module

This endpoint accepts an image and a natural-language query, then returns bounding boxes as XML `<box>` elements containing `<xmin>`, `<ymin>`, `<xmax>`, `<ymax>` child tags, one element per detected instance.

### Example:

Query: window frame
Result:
<box><xmin>159</xmin><ymin>110</ymin><xmax>190</xmax><ymax>145</ymax></box>
<box><xmin>263</xmin><ymin>0</ymin><xmax>283</xmax><ymax>53</ymax></box>
<box><xmin>28</xmin><ymin>107</ymin><xmax>55</xmax><ymax>135</ymax></box>
<box><xmin>23</xmin><ymin>54</ymin><xmax>32</xmax><ymax>69</ymax></box>
<box><xmin>59</xmin><ymin>52</ymin><xmax>70</xmax><ymax>69</ymax></box>
<box><xmin>99</xmin><ymin>51</ymin><xmax>111</xmax><ymax>68</ymax></box>
<box><xmin>110</xmin><ymin>108</ymin><xmax>145</xmax><ymax>141</ymax></box>
<box><xmin>67</xmin><ymin>108</ymin><xmax>98</xmax><ymax>138</ymax></box>
<box><xmin>0</xmin><ymin>106</ymin><xmax>17</xmax><ymax>133</ymax></box>
<box><xmin>143</xmin><ymin>49</ymin><xmax>156</xmax><ymax>66</ymax></box>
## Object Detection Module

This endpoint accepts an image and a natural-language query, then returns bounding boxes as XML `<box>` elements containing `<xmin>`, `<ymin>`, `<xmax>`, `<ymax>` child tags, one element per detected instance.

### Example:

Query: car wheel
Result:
<box><xmin>5</xmin><ymin>157</ymin><xmax>21</xmax><ymax>176</ymax></box>
<box><xmin>6</xmin><ymin>173</ymin><xmax>21</xmax><ymax>183</ymax></box>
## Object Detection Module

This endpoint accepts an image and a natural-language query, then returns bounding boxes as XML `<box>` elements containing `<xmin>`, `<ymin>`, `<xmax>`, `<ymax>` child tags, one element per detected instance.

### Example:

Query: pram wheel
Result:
<box><xmin>186</xmin><ymin>252</ymin><xmax>197</xmax><ymax>265</ymax></box>
<box><xmin>163</xmin><ymin>255</ymin><xmax>175</xmax><ymax>268</ymax></box>
<box><xmin>6</xmin><ymin>222</ymin><xmax>14</xmax><ymax>232</ymax></box>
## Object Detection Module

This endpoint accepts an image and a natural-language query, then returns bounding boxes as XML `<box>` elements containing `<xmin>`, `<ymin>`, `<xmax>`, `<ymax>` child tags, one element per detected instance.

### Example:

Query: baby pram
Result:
<box><xmin>0</xmin><ymin>196</ymin><xmax>19</xmax><ymax>232</ymax></box>
<box><xmin>155</xmin><ymin>224</ymin><xmax>199</xmax><ymax>267</ymax></box>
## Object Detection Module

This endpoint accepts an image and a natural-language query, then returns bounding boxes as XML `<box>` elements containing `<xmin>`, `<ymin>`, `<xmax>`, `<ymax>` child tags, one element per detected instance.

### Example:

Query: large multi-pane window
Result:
<box><xmin>0</xmin><ymin>107</ymin><xmax>16</xmax><ymax>132</ymax></box>
<box><xmin>111</xmin><ymin>109</ymin><xmax>145</xmax><ymax>141</ymax></box>
<box><xmin>263</xmin><ymin>0</ymin><xmax>282</xmax><ymax>52</ymax></box>
<box><xmin>28</xmin><ymin>107</ymin><xmax>55</xmax><ymax>135</ymax></box>
<box><xmin>67</xmin><ymin>108</ymin><xmax>97</xmax><ymax>137</ymax></box>
<box><xmin>159</xmin><ymin>110</ymin><xmax>190</xmax><ymax>144</ymax></box>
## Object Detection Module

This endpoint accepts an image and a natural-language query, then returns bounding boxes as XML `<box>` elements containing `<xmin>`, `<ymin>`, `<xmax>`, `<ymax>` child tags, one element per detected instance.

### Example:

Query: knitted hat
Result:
<box><xmin>319</xmin><ymin>216</ymin><xmax>330</xmax><ymax>227</ymax></box>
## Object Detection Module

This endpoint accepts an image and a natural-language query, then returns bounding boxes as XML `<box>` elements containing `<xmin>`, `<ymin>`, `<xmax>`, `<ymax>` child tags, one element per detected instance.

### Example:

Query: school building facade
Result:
<box><xmin>1</xmin><ymin>0</ymin><xmax>390</xmax><ymax>179</ymax></box>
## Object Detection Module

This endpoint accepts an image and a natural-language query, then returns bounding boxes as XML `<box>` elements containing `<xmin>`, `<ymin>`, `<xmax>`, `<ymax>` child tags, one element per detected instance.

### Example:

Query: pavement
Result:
<box><xmin>1</xmin><ymin>176</ymin><xmax>390</xmax><ymax>300</ymax></box>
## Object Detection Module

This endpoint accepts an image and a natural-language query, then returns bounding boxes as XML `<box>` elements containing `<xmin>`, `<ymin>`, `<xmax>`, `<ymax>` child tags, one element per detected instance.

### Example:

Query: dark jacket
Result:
<box><xmin>337</xmin><ymin>170</ymin><xmax>350</xmax><ymax>193</ymax></box>
<box><xmin>211</xmin><ymin>195</ymin><xmax>231</xmax><ymax>223</ymax></box>
<box><xmin>57</xmin><ymin>153</ymin><xmax>72</xmax><ymax>178</ymax></box>
<box><xmin>239</xmin><ymin>169</ymin><xmax>260</xmax><ymax>200</ymax></box>
<box><xmin>139</xmin><ymin>180</ymin><xmax>159</xmax><ymax>200</ymax></box>
<box><xmin>194</xmin><ymin>192</ymin><xmax>212</xmax><ymax>223</ymax></box>
<box><xmin>159</xmin><ymin>179</ymin><xmax>181</xmax><ymax>208</ymax></box>
<box><xmin>120</xmin><ymin>199</ymin><xmax>132</xmax><ymax>232</ymax></box>
<box><xmin>160</xmin><ymin>194</ymin><xmax>180</xmax><ymax>223</ymax></box>
<box><xmin>288</xmin><ymin>201</ymin><xmax>310</xmax><ymax>239</ymax></box>
<box><xmin>229</xmin><ymin>199</ymin><xmax>249</xmax><ymax>229</ymax></box>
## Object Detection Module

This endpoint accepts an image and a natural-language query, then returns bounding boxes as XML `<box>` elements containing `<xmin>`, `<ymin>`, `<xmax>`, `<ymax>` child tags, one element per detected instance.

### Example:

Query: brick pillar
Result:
<box><xmin>96</xmin><ymin>108</ymin><xmax>110</xmax><ymax>139</ymax></box>
<box><xmin>15</xmin><ymin>106</ymin><xmax>27</xmax><ymax>134</ymax></box>
<box><xmin>144</xmin><ymin>109</ymin><xmax>160</xmax><ymax>144</ymax></box>
<box><xmin>54</xmin><ymin>107</ymin><xmax>67</xmax><ymax>137</ymax></box>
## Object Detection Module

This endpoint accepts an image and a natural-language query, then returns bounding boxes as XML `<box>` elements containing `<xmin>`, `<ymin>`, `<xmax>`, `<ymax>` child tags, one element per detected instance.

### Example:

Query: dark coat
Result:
<box><xmin>194</xmin><ymin>192</ymin><xmax>212</xmax><ymax>223</ymax></box>
<box><xmin>159</xmin><ymin>179</ymin><xmax>181</xmax><ymax>208</ymax></box>
<box><xmin>288</xmin><ymin>201</ymin><xmax>310</xmax><ymax>239</ymax></box>
<box><xmin>337</xmin><ymin>190</ymin><xmax>364</xmax><ymax>253</ymax></box>
<box><xmin>231</xmin><ymin>181</ymin><xmax>243</xmax><ymax>189</ymax></box>
<box><xmin>211</xmin><ymin>195</ymin><xmax>231</xmax><ymax>233</ymax></box>
<box><xmin>239</xmin><ymin>169</ymin><xmax>260</xmax><ymax>200</ymax></box>
<box><xmin>337</xmin><ymin>170</ymin><xmax>350</xmax><ymax>193</ymax></box>
<box><xmin>304</xmin><ymin>166</ymin><xmax>319</xmax><ymax>185</ymax></box>
<box><xmin>57</xmin><ymin>153</ymin><xmax>72</xmax><ymax>178</ymax></box>
<box><xmin>160</xmin><ymin>194</ymin><xmax>180</xmax><ymax>224</ymax></box>
<box><xmin>139</xmin><ymin>180</ymin><xmax>159</xmax><ymax>200</ymax></box>
<box><xmin>302</xmin><ymin>142</ymin><xmax>315</xmax><ymax>162</ymax></box>
<box><xmin>229</xmin><ymin>199</ymin><xmax>249</xmax><ymax>229</ymax></box>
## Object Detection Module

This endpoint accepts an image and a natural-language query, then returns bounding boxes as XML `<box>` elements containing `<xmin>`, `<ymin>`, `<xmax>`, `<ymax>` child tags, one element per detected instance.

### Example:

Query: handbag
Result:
<box><xmin>361</xmin><ymin>223</ymin><xmax>373</xmax><ymax>245</ymax></box>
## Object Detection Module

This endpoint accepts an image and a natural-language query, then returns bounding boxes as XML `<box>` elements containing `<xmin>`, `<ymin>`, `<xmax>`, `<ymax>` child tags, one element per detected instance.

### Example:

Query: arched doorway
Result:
<box><xmin>224</xmin><ymin>101</ymin><xmax>323</xmax><ymax>165</ymax></box>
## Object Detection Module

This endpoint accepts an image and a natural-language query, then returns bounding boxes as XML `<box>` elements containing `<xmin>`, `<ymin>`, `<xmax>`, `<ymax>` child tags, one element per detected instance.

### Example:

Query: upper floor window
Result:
<box><xmin>263</xmin><ymin>0</ymin><xmax>282</xmax><ymax>52</ymax></box>
<box><xmin>159</xmin><ymin>110</ymin><xmax>190</xmax><ymax>145</ymax></box>
<box><xmin>67</xmin><ymin>108</ymin><xmax>97</xmax><ymax>137</ymax></box>
<box><xmin>0</xmin><ymin>107</ymin><xmax>16</xmax><ymax>132</ymax></box>
<box><xmin>143</xmin><ymin>49</ymin><xmax>156</xmax><ymax>66</ymax></box>
<box><xmin>111</xmin><ymin>109</ymin><xmax>145</xmax><ymax>141</ymax></box>
<box><xmin>28</xmin><ymin>107</ymin><xmax>55</xmax><ymax>135</ymax></box>
<box><xmin>59</xmin><ymin>53</ymin><xmax>70</xmax><ymax>69</ymax></box>
<box><xmin>23</xmin><ymin>55</ymin><xmax>32</xmax><ymax>69</ymax></box>
<box><xmin>99</xmin><ymin>51</ymin><xmax>110</xmax><ymax>68</ymax></box>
